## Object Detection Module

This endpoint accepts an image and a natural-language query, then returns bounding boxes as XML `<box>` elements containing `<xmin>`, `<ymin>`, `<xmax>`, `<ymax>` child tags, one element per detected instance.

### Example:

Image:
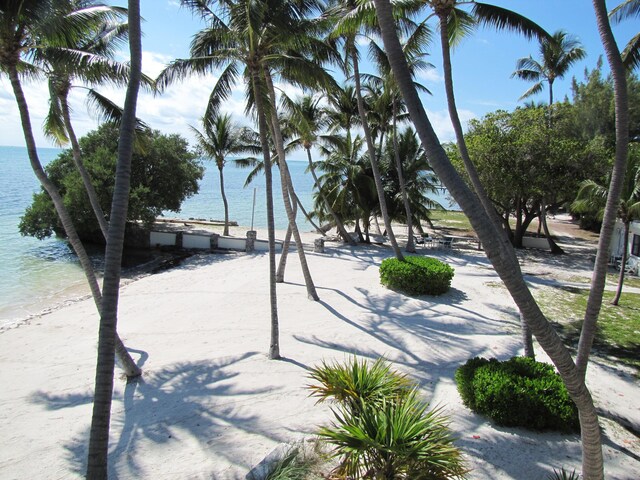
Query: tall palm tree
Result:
<box><xmin>86</xmin><ymin>0</ymin><xmax>143</xmax><ymax>475</ymax></box>
<box><xmin>325</xmin><ymin>0</ymin><xmax>410</xmax><ymax>260</ymax></box>
<box><xmin>191</xmin><ymin>113</ymin><xmax>258</xmax><ymax>236</ymax></box>
<box><xmin>572</xmin><ymin>150</ymin><xmax>640</xmax><ymax>305</ymax></box>
<box><xmin>609</xmin><ymin>0</ymin><xmax>640</xmax><ymax>71</ymax></box>
<box><xmin>372</xmin><ymin>0</ymin><xmax>616</xmax><ymax>478</ymax></box>
<box><xmin>0</xmin><ymin>0</ymin><xmax>140</xmax><ymax>377</ymax></box>
<box><xmin>281</xmin><ymin>93</ymin><xmax>355</xmax><ymax>244</ymax></box>
<box><xmin>512</xmin><ymin>30</ymin><xmax>587</xmax><ymax>106</ymax></box>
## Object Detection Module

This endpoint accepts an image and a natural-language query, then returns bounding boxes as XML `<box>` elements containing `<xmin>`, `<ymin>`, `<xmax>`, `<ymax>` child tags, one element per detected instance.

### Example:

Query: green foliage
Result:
<box><xmin>308</xmin><ymin>358</ymin><xmax>467</xmax><ymax>480</ymax></box>
<box><xmin>547</xmin><ymin>467</ymin><xmax>580</xmax><ymax>480</ymax></box>
<box><xmin>264</xmin><ymin>444</ymin><xmax>324</xmax><ymax>480</ymax></box>
<box><xmin>455</xmin><ymin>357</ymin><xmax>579</xmax><ymax>433</ymax></box>
<box><xmin>379</xmin><ymin>256</ymin><xmax>454</xmax><ymax>296</ymax></box>
<box><xmin>20</xmin><ymin>123</ymin><xmax>203</xmax><ymax>241</ymax></box>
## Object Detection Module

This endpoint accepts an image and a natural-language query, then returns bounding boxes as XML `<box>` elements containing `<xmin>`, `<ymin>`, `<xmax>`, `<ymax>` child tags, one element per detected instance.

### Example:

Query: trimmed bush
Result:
<box><xmin>455</xmin><ymin>357</ymin><xmax>579</xmax><ymax>433</ymax></box>
<box><xmin>379</xmin><ymin>256</ymin><xmax>455</xmax><ymax>296</ymax></box>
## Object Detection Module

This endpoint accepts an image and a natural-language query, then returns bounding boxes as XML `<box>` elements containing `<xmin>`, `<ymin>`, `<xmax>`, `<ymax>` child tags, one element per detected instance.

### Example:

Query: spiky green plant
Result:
<box><xmin>547</xmin><ymin>467</ymin><xmax>581</xmax><ymax>480</ymax></box>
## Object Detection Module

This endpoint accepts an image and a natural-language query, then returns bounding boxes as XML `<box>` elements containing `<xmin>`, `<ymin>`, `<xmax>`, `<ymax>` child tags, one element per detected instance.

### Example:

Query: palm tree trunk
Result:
<box><xmin>392</xmin><ymin>98</ymin><xmax>415</xmax><ymax>253</ymax></box>
<box><xmin>577</xmin><ymin>0</ymin><xmax>631</xmax><ymax>383</ymax></box>
<box><xmin>292</xmin><ymin>191</ymin><xmax>324</xmax><ymax>234</ymax></box>
<box><xmin>8</xmin><ymin>62</ymin><xmax>140</xmax><ymax>382</ymax></box>
<box><xmin>520</xmin><ymin>313</ymin><xmax>535</xmax><ymax>359</ymax></box>
<box><xmin>436</xmin><ymin>12</ymin><xmax>507</xmax><ymax>242</ymax></box>
<box><xmin>350</xmin><ymin>43</ymin><xmax>403</xmax><ymax>261</ymax></box>
<box><xmin>611</xmin><ymin>220</ymin><xmax>630</xmax><ymax>306</ymax></box>
<box><xmin>60</xmin><ymin>93</ymin><xmax>110</xmax><ymax>239</ymax></box>
<box><xmin>87</xmin><ymin>1</ymin><xmax>142</xmax><ymax>475</ymax></box>
<box><xmin>372</xmin><ymin>2</ymin><xmax>604</xmax><ymax>478</ymax></box>
<box><xmin>277</xmin><ymin>196</ymin><xmax>296</xmax><ymax>282</ymax></box>
<box><xmin>306</xmin><ymin>148</ymin><xmax>354</xmax><ymax>244</ymax></box>
<box><xmin>264</xmin><ymin>70</ymin><xmax>319</xmax><ymax>301</ymax></box>
<box><xmin>250</xmin><ymin>65</ymin><xmax>280</xmax><ymax>360</ymax></box>
<box><xmin>218</xmin><ymin>165</ymin><xmax>230</xmax><ymax>236</ymax></box>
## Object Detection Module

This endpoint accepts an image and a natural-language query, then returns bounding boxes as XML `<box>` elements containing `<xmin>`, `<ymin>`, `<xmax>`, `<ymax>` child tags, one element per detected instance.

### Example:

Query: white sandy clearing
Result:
<box><xmin>0</xmin><ymin>229</ymin><xmax>638</xmax><ymax>479</ymax></box>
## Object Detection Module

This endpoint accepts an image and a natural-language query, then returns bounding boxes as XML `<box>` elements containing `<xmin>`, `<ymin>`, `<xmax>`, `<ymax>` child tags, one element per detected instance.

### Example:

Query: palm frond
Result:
<box><xmin>609</xmin><ymin>0</ymin><xmax>640</xmax><ymax>24</ymax></box>
<box><xmin>473</xmin><ymin>2</ymin><xmax>551</xmax><ymax>42</ymax></box>
<box><xmin>622</xmin><ymin>32</ymin><xmax>640</xmax><ymax>71</ymax></box>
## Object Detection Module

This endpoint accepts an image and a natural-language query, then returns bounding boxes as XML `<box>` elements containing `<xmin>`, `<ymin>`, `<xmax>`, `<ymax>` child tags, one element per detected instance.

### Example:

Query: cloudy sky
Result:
<box><xmin>1</xmin><ymin>0</ymin><xmax>636</xmax><ymax>158</ymax></box>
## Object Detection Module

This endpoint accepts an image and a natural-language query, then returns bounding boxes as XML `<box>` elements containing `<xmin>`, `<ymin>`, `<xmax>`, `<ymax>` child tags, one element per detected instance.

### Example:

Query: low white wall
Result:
<box><xmin>522</xmin><ymin>236</ymin><xmax>550</xmax><ymax>250</ymax></box>
<box><xmin>150</xmin><ymin>231</ymin><xmax>176</xmax><ymax>247</ymax></box>
<box><xmin>218</xmin><ymin>237</ymin><xmax>247</xmax><ymax>251</ymax></box>
<box><xmin>183</xmin><ymin>234</ymin><xmax>212</xmax><ymax>250</ymax></box>
<box><xmin>254</xmin><ymin>239</ymin><xmax>282</xmax><ymax>252</ymax></box>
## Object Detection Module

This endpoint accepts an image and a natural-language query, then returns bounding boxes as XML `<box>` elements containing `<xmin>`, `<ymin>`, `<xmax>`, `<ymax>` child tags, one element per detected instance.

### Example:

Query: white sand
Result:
<box><xmin>0</xmin><ymin>227</ymin><xmax>638</xmax><ymax>479</ymax></box>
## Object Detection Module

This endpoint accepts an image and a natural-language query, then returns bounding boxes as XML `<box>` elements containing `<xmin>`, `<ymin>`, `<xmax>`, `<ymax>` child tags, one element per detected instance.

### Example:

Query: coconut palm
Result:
<box><xmin>512</xmin><ymin>30</ymin><xmax>587</xmax><ymax>106</ymax></box>
<box><xmin>0</xmin><ymin>0</ymin><xmax>141</xmax><ymax>377</ymax></box>
<box><xmin>85</xmin><ymin>0</ymin><xmax>143</xmax><ymax>475</ymax></box>
<box><xmin>372</xmin><ymin>0</ymin><xmax>627</xmax><ymax>477</ymax></box>
<box><xmin>572</xmin><ymin>150</ymin><xmax>640</xmax><ymax>305</ymax></box>
<box><xmin>609</xmin><ymin>0</ymin><xmax>640</xmax><ymax>71</ymax></box>
<box><xmin>324</xmin><ymin>83</ymin><xmax>361</xmax><ymax>135</ymax></box>
<box><xmin>191</xmin><ymin>113</ymin><xmax>258</xmax><ymax>236</ymax></box>
<box><xmin>281</xmin><ymin>94</ymin><xmax>355</xmax><ymax>244</ymax></box>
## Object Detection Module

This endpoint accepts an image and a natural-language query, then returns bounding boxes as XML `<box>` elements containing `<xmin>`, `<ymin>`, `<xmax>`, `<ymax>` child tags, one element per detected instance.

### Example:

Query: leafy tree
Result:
<box><xmin>20</xmin><ymin>124</ymin><xmax>203</xmax><ymax>241</ymax></box>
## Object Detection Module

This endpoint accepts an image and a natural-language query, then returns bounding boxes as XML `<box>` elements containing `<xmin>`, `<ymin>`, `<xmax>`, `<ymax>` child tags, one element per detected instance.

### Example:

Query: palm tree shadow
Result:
<box><xmin>30</xmin><ymin>352</ymin><xmax>283</xmax><ymax>478</ymax></box>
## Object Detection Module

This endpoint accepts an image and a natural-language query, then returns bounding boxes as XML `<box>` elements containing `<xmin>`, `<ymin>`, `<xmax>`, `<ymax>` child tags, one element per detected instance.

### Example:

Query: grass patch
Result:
<box><xmin>607</xmin><ymin>272</ymin><xmax>640</xmax><ymax>289</ymax></box>
<box><xmin>537</xmin><ymin>287</ymin><xmax>640</xmax><ymax>372</ymax></box>
<box><xmin>429</xmin><ymin>210</ymin><xmax>472</xmax><ymax>231</ymax></box>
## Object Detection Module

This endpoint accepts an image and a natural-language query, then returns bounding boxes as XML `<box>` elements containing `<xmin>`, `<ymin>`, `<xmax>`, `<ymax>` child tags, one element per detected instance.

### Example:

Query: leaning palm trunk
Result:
<box><xmin>87</xmin><ymin>1</ymin><xmax>143</xmax><ymax>476</ymax></box>
<box><xmin>218</xmin><ymin>165</ymin><xmax>230</xmax><ymax>236</ymax></box>
<box><xmin>251</xmin><ymin>66</ymin><xmax>280</xmax><ymax>360</ymax></box>
<box><xmin>60</xmin><ymin>93</ymin><xmax>110</xmax><ymax>239</ymax></box>
<box><xmin>350</xmin><ymin>44</ymin><xmax>403</xmax><ymax>261</ymax></box>
<box><xmin>293</xmin><ymin>192</ymin><xmax>324</xmax><ymax>234</ymax></box>
<box><xmin>8</xmin><ymin>67</ymin><xmax>140</xmax><ymax>380</ymax></box>
<box><xmin>306</xmin><ymin>147</ymin><xmax>354</xmax><ymax>244</ymax></box>
<box><xmin>540</xmin><ymin>198</ymin><xmax>564</xmax><ymax>254</ymax></box>
<box><xmin>373</xmin><ymin>1</ymin><xmax>606</xmax><ymax>478</ymax></box>
<box><xmin>276</xmin><ymin>197</ymin><xmax>296</xmax><ymax>282</ymax></box>
<box><xmin>264</xmin><ymin>70</ymin><xmax>318</xmax><ymax>301</ymax></box>
<box><xmin>392</xmin><ymin>98</ymin><xmax>415</xmax><ymax>253</ymax></box>
<box><xmin>577</xmin><ymin>0</ymin><xmax>631</xmax><ymax>379</ymax></box>
<box><xmin>436</xmin><ymin>12</ymin><xmax>505</xmax><ymax>240</ymax></box>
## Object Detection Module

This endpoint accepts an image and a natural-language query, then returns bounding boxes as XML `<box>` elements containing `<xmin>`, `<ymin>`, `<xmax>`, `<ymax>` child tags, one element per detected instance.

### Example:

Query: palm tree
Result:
<box><xmin>572</xmin><ymin>150</ymin><xmax>640</xmax><ymax>305</ymax></box>
<box><xmin>372</xmin><ymin>0</ymin><xmax>617</xmax><ymax>477</ymax></box>
<box><xmin>609</xmin><ymin>0</ymin><xmax>640</xmax><ymax>71</ymax></box>
<box><xmin>325</xmin><ymin>0</ymin><xmax>410</xmax><ymax>260</ymax></box>
<box><xmin>191</xmin><ymin>113</ymin><xmax>257</xmax><ymax>236</ymax></box>
<box><xmin>512</xmin><ymin>31</ymin><xmax>586</xmax><ymax>255</ymax></box>
<box><xmin>0</xmin><ymin>1</ymin><xmax>140</xmax><ymax>377</ymax></box>
<box><xmin>281</xmin><ymin>94</ymin><xmax>355</xmax><ymax>244</ymax></box>
<box><xmin>512</xmin><ymin>30</ymin><xmax>587</xmax><ymax>106</ymax></box>
<box><xmin>86</xmin><ymin>0</ymin><xmax>143</xmax><ymax>475</ymax></box>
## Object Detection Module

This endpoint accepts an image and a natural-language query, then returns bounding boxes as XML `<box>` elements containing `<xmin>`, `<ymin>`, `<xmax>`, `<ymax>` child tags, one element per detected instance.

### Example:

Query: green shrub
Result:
<box><xmin>379</xmin><ymin>256</ymin><xmax>455</xmax><ymax>296</ymax></box>
<box><xmin>455</xmin><ymin>357</ymin><xmax>579</xmax><ymax>433</ymax></box>
<box><xmin>308</xmin><ymin>357</ymin><xmax>467</xmax><ymax>479</ymax></box>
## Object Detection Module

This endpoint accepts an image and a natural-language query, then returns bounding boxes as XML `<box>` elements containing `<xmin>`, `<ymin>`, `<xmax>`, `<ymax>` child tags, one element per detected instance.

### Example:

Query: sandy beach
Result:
<box><xmin>0</xmin><ymin>222</ymin><xmax>638</xmax><ymax>479</ymax></box>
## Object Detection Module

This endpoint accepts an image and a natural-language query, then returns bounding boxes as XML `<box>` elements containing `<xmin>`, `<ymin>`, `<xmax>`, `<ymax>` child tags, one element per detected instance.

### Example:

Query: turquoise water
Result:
<box><xmin>0</xmin><ymin>145</ymin><xmax>454</xmax><ymax>324</ymax></box>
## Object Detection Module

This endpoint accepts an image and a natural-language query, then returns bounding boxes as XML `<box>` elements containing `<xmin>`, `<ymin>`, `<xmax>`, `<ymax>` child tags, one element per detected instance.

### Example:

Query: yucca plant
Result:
<box><xmin>547</xmin><ymin>467</ymin><xmax>581</xmax><ymax>480</ymax></box>
<box><xmin>308</xmin><ymin>358</ymin><xmax>467</xmax><ymax>479</ymax></box>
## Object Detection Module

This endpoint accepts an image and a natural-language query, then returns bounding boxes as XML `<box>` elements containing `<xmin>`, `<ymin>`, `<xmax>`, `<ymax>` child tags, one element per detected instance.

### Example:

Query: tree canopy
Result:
<box><xmin>20</xmin><ymin>123</ymin><xmax>203</xmax><ymax>241</ymax></box>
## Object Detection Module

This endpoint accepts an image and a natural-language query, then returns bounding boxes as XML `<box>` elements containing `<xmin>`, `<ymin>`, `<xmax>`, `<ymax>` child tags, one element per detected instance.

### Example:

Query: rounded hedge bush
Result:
<box><xmin>455</xmin><ymin>356</ymin><xmax>579</xmax><ymax>433</ymax></box>
<box><xmin>379</xmin><ymin>256</ymin><xmax>454</xmax><ymax>296</ymax></box>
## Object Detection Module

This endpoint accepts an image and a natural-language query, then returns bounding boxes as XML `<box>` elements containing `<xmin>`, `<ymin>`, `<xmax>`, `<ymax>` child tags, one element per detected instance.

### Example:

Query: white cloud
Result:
<box><xmin>423</xmin><ymin>108</ymin><xmax>477</xmax><ymax>144</ymax></box>
<box><xmin>418</xmin><ymin>68</ymin><xmax>443</xmax><ymax>84</ymax></box>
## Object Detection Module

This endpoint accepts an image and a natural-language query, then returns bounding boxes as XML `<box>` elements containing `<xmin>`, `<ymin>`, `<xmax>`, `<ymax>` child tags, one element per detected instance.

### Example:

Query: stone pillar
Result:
<box><xmin>314</xmin><ymin>238</ymin><xmax>324</xmax><ymax>253</ymax></box>
<box><xmin>210</xmin><ymin>233</ymin><xmax>219</xmax><ymax>251</ymax></box>
<box><xmin>246</xmin><ymin>230</ymin><xmax>257</xmax><ymax>253</ymax></box>
<box><xmin>175</xmin><ymin>232</ymin><xmax>183</xmax><ymax>249</ymax></box>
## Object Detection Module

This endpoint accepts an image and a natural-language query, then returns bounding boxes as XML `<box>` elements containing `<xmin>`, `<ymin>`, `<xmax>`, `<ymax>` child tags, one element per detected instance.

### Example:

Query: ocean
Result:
<box><xmin>0</xmin><ymin>145</ymin><xmax>454</xmax><ymax>325</ymax></box>
<box><xmin>0</xmin><ymin>146</ymin><xmax>316</xmax><ymax>325</ymax></box>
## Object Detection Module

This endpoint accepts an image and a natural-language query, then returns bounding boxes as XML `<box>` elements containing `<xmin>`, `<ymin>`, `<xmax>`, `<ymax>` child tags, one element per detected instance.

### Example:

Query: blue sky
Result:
<box><xmin>1</xmin><ymin>0</ymin><xmax>636</xmax><ymax>155</ymax></box>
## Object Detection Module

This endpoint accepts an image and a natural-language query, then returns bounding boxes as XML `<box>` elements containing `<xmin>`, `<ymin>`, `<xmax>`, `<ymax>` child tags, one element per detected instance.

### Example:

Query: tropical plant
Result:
<box><xmin>372</xmin><ymin>0</ymin><xmax>628</xmax><ymax>477</ymax></box>
<box><xmin>609</xmin><ymin>0</ymin><xmax>640</xmax><ymax>71</ymax></box>
<box><xmin>86</xmin><ymin>0</ymin><xmax>143</xmax><ymax>475</ymax></box>
<box><xmin>0</xmin><ymin>0</ymin><xmax>141</xmax><ymax>381</ymax></box>
<box><xmin>512</xmin><ymin>30</ymin><xmax>587</xmax><ymax>105</ymax></box>
<box><xmin>572</xmin><ymin>145</ymin><xmax>640</xmax><ymax>305</ymax></box>
<box><xmin>191</xmin><ymin>113</ymin><xmax>257</xmax><ymax>236</ymax></box>
<box><xmin>308</xmin><ymin>357</ymin><xmax>466</xmax><ymax>480</ymax></box>
<box><xmin>380</xmin><ymin>256</ymin><xmax>454</xmax><ymax>296</ymax></box>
